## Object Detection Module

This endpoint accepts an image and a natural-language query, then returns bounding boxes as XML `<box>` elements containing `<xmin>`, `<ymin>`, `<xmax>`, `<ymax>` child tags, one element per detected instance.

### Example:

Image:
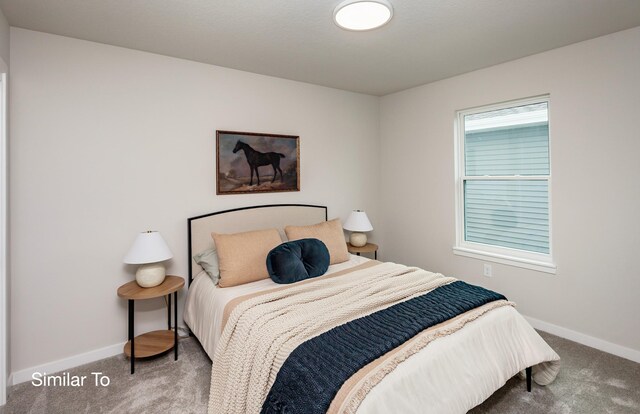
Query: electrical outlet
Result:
<box><xmin>483</xmin><ymin>264</ymin><xmax>492</xmax><ymax>277</ymax></box>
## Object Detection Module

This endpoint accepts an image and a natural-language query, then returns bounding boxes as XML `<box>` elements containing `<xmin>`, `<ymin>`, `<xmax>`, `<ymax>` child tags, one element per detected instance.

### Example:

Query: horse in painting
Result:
<box><xmin>233</xmin><ymin>141</ymin><xmax>285</xmax><ymax>186</ymax></box>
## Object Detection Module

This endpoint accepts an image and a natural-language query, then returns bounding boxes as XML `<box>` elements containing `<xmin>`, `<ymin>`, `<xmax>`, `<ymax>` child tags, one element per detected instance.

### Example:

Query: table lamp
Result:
<box><xmin>124</xmin><ymin>231</ymin><xmax>173</xmax><ymax>287</ymax></box>
<box><xmin>343</xmin><ymin>210</ymin><xmax>373</xmax><ymax>247</ymax></box>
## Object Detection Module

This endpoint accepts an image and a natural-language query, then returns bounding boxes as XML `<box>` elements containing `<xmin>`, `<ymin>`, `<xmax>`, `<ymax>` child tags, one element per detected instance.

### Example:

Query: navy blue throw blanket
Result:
<box><xmin>261</xmin><ymin>281</ymin><xmax>506</xmax><ymax>414</ymax></box>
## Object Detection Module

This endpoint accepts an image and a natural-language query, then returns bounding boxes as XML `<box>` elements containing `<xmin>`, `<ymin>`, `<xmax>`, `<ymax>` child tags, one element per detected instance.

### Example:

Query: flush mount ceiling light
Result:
<box><xmin>333</xmin><ymin>0</ymin><xmax>393</xmax><ymax>31</ymax></box>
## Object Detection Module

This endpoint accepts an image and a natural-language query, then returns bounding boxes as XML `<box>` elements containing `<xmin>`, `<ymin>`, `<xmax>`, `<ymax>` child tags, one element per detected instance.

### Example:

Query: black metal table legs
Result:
<box><xmin>174</xmin><ymin>291</ymin><xmax>178</xmax><ymax>360</ymax></box>
<box><xmin>166</xmin><ymin>292</ymin><xmax>178</xmax><ymax>360</ymax></box>
<box><xmin>128</xmin><ymin>292</ymin><xmax>179</xmax><ymax>375</ymax></box>
<box><xmin>128</xmin><ymin>299</ymin><xmax>134</xmax><ymax>374</ymax></box>
<box><xmin>526</xmin><ymin>366</ymin><xmax>532</xmax><ymax>392</ymax></box>
<box><xmin>167</xmin><ymin>293</ymin><xmax>171</xmax><ymax>329</ymax></box>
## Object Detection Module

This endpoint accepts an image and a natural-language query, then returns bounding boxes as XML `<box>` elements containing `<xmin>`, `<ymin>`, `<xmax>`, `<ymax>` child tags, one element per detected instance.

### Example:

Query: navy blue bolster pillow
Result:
<box><xmin>266</xmin><ymin>238</ymin><xmax>330</xmax><ymax>284</ymax></box>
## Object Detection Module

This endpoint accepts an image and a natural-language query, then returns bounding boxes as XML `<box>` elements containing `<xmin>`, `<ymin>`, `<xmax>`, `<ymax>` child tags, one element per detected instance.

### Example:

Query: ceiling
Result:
<box><xmin>1</xmin><ymin>0</ymin><xmax>639</xmax><ymax>96</ymax></box>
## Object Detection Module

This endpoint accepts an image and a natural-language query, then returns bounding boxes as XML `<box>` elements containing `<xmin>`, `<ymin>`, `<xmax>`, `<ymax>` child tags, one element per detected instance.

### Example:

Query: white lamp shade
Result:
<box><xmin>343</xmin><ymin>210</ymin><xmax>373</xmax><ymax>232</ymax></box>
<box><xmin>124</xmin><ymin>231</ymin><xmax>173</xmax><ymax>264</ymax></box>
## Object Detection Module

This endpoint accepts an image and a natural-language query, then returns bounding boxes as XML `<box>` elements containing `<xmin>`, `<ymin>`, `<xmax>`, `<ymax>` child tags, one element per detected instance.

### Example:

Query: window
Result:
<box><xmin>454</xmin><ymin>96</ymin><xmax>555</xmax><ymax>273</ymax></box>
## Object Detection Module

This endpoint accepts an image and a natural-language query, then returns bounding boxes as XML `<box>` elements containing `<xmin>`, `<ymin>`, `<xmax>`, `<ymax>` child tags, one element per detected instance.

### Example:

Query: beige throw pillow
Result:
<box><xmin>212</xmin><ymin>228</ymin><xmax>282</xmax><ymax>288</ymax></box>
<box><xmin>285</xmin><ymin>219</ymin><xmax>349</xmax><ymax>265</ymax></box>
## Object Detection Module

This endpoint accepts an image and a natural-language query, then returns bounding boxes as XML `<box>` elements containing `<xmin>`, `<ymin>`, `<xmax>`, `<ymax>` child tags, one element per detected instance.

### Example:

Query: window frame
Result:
<box><xmin>453</xmin><ymin>95</ymin><xmax>556</xmax><ymax>274</ymax></box>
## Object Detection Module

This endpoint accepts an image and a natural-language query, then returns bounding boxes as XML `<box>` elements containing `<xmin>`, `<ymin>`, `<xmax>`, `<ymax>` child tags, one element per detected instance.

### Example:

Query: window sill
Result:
<box><xmin>452</xmin><ymin>246</ymin><xmax>556</xmax><ymax>274</ymax></box>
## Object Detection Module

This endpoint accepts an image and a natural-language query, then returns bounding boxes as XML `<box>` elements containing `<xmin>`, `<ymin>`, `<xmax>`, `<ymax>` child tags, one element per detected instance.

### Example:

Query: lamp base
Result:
<box><xmin>349</xmin><ymin>232</ymin><xmax>367</xmax><ymax>247</ymax></box>
<box><xmin>136</xmin><ymin>263</ymin><xmax>166</xmax><ymax>288</ymax></box>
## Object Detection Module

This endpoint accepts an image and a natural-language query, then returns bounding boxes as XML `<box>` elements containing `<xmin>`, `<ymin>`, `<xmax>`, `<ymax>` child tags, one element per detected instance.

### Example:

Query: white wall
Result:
<box><xmin>8</xmin><ymin>28</ymin><xmax>380</xmax><ymax>374</ymax></box>
<box><xmin>379</xmin><ymin>27</ymin><xmax>640</xmax><ymax>355</ymax></box>
<box><xmin>0</xmin><ymin>5</ymin><xmax>8</xmax><ymax>403</ymax></box>
<box><xmin>0</xmin><ymin>7</ymin><xmax>7</xmax><ymax>71</ymax></box>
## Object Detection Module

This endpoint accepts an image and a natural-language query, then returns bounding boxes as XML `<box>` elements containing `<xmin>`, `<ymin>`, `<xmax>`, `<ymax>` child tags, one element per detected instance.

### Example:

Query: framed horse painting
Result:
<box><xmin>216</xmin><ymin>130</ymin><xmax>300</xmax><ymax>194</ymax></box>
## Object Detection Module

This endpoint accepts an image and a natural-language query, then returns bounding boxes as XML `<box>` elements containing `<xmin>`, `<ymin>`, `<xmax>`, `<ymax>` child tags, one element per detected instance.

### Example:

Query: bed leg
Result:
<box><xmin>526</xmin><ymin>366</ymin><xmax>532</xmax><ymax>392</ymax></box>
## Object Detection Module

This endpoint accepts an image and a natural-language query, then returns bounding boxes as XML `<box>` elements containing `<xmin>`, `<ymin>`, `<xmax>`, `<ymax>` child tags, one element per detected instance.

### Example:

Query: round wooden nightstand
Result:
<box><xmin>117</xmin><ymin>275</ymin><xmax>185</xmax><ymax>374</ymax></box>
<box><xmin>347</xmin><ymin>242</ymin><xmax>378</xmax><ymax>260</ymax></box>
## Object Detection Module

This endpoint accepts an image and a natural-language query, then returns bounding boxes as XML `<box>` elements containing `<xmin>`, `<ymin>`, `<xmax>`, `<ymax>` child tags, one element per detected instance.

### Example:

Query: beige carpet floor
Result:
<box><xmin>1</xmin><ymin>331</ymin><xmax>638</xmax><ymax>413</ymax></box>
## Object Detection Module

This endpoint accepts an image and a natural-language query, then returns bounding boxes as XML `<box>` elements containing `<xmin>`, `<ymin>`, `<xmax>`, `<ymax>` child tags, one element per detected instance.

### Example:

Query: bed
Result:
<box><xmin>183</xmin><ymin>204</ymin><xmax>560</xmax><ymax>414</ymax></box>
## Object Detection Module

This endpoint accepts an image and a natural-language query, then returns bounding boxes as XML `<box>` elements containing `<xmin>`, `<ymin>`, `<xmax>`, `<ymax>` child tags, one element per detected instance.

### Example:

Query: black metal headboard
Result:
<box><xmin>187</xmin><ymin>204</ymin><xmax>328</xmax><ymax>286</ymax></box>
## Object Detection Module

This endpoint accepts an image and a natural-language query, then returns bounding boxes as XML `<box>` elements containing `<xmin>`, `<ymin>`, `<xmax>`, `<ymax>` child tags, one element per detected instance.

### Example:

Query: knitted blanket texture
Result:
<box><xmin>207</xmin><ymin>262</ymin><xmax>502</xmax><ymax>414</ymax></box>
<box><xmin>260</xmin><ymin>281</ymin><xmax>506</xmax><ymax>414</ymax></box>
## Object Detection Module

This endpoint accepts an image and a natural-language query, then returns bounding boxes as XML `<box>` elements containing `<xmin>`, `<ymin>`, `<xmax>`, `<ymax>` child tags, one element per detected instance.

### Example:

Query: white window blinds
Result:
<box><xmin>459</xmin><ymin>100</ymin><xmax>551</xmax><ymax>258</ymax></box>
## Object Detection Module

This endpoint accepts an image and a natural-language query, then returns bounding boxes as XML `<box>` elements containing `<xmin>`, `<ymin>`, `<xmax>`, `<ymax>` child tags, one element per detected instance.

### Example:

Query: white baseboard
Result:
<box><xmin>524</xmin><ymin>315</ymin><xmax>640</xmax><ymax>364</ymax></box>
<box><xmin>10</xmin><ymin>341</ymin><xmax>126</xmax><ymax>385</ymax></box>
<box><xmin>11</xmin><ymin>323</ymin><xmax>191</xmax><ymax>386</ymax></box>
<box><xmin>9</xmin><ymin>319</ymin><xmax>638</xmax><ymax>386</ymax></box>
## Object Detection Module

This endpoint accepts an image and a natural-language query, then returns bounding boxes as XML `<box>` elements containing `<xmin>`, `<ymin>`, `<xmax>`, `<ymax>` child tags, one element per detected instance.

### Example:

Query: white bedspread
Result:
<box><xmin>184</xmin><ymin>256</ymin><xmax>560</xmax><ymax>414</ymax></box>
<box><xmin>357</xmin><ymin>305</ymin><xmax>559</xmax><ymax>414</ymax></box>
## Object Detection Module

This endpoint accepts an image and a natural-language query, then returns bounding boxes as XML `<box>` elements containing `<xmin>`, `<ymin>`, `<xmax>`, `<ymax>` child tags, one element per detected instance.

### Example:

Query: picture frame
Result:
<box><xmin>216</xmin><ymin>130</ymin><xmax>300</xmax><ymax>195</ymax></box>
